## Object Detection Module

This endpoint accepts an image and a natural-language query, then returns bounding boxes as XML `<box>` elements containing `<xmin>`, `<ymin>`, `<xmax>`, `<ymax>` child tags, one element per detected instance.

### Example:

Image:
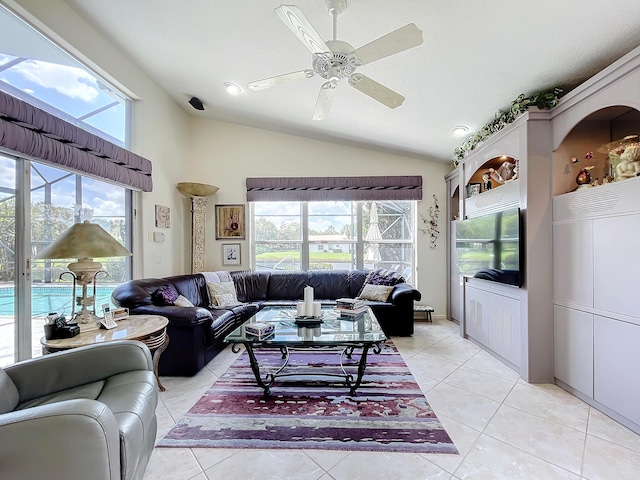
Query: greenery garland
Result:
<box><xmin>452</xmin><ymin>87</ymin><xmax>563</xmax><ymax>167</ymax></box>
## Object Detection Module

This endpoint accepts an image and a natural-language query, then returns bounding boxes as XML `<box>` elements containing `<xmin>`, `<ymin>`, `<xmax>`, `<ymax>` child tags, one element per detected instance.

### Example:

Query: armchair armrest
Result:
<box><xmin>5</xmin><ymin>340</ymin><xmax>152</xmax><ymax>403</ymax></box>
<box><xmin>0</xmin><ymin>399</ymin><xmax>120</xmax><ymax>480</ymax></box>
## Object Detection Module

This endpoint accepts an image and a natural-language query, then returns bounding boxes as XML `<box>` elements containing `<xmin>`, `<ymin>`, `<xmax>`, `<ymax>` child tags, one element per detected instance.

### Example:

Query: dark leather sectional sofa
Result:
<box><xmin>111</xmin><ymin>269</ymin><xmax>421</xmax><ymax>376</ymax></box>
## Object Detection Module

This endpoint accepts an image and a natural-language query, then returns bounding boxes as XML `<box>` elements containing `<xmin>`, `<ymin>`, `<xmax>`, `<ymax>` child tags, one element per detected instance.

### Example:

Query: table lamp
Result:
<box><xmin>37</xmin><ymin>220</ymin><xmax>132</xmax><ymax>324</ymax></box>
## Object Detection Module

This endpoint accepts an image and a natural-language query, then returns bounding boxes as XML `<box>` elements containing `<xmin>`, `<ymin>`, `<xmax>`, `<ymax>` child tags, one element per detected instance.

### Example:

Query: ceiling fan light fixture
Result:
<box><xmin>452</xmin><ymin>125</ymin><xmax>470</xmax><ymax>137</ymax></box>
<box><xmin>224</xmin><ymin>82</ymin><xmax>242</xmax><ymax>96</ymax></box>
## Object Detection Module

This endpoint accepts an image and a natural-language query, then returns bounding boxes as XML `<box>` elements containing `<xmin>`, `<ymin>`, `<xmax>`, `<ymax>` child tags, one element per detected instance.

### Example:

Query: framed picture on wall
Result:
<box><xmin>222</xmin><ymin>243</ymin><xmax>241</xmax><ymax>266</ymax></box>
<box><xmin>215</xmin><ymin>204</ymin><xmax>245</xmax><ymax>239</ymax></box>
<box><xmin>155</xmin><ymin>205</ymin><xmax>170</xmax><ymax>228</ymax></box>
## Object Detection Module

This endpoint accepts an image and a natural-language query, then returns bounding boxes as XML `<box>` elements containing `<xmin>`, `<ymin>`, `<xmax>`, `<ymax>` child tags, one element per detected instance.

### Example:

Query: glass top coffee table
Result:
<box><xmin>225</xmin><ymin>305</ymin><xmax>387</xmax><ymax>396</ymax></box>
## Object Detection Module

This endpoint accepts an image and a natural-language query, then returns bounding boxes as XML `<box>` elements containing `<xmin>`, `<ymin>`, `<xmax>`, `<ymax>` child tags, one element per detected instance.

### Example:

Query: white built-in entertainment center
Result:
<box><xmin>446</xmin><ymin>44</ymin><xmax>640</xmax><ymax>434</ymax></box>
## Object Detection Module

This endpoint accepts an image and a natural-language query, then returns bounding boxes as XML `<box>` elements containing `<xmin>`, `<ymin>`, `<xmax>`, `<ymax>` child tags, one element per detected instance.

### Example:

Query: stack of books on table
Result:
<box><xmin>336</xmin><ymin>298</ymin><xmax>367</xmax><ymax>317</ymax></box>
<box><xmin>244</xmin><ymin>322</ymin><xmax>275</xmax><ymax>339</ymax></box>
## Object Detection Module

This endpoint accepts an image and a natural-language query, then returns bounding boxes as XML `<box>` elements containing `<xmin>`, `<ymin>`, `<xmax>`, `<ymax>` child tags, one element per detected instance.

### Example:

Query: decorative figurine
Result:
<box><xmin>576</xmin><ymin>165</ymin><xmax>595</xmax><ymax>188</ymax></box>
<box><xmin>482</xmin><ymin>173</ymin><xmax>492</xmax><ymax>191</ymax></box>
<box><xmin>615</xmin><ymin>144</ymin><xmax>640</xmax><ymax>180</ymax></box>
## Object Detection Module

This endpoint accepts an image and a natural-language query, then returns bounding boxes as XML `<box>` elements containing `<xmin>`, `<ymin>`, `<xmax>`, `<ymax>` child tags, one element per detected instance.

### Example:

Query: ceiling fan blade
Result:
<box><xmin>348</xmin><ymin>74</ymin><xmax>405</xmax><ymax>109</ymax></box>
<box><xmin>275</xmin><ymin>5</ymin><xmax>331</xmax><ymax>57</ymax></box>
<box><xmin>248</xmin><ymin>70</ymin><xmax>315</xmax><ymax>91</ymax></box>
<box><xmin>354</xmin><ymin>23</ymin><xmax>423</xmax><ymax>65</ymax></box>
<box><xmin>312</xmin><ymin>82</ymin><xmax>337</xmax><ymax>121</ymax></box>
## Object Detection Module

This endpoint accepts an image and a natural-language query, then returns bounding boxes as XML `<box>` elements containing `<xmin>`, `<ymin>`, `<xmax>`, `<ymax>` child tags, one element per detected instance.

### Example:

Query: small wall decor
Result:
<box><xmin>419</xmin><ymin>194</ymin><xmax>440</xmax><ymax>248</ymax></box>
<box><xmin>222</xmin><ymin>243</ymin><xmax>241</xmax><ymax>266</ymax></box>
<box><xmin>155</xmin><ymin>205</ymin><xmax>170</xmax><ymax>228</ymax></box>
<box><xmin>215</xmin><ymin>204</ymin><xmax>245</xmax><ymax>239</ymax></box>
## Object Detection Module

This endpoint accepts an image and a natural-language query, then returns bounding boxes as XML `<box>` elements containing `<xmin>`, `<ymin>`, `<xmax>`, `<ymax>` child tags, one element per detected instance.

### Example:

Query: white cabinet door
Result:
<box><xmin>465</xmin><ymin>283</ymin><xmax>521</xmax><ymax>368</ymax></box>
<box><xmin>593</xmin><ymin>214</ymin><xmax>640</xmax><ymax>318</ymax></box>
<box><xmin>553</xmin><ymin>220</ymin><xmax>593</xmax><ymax>307</ymax></box>
<box><xmin>594</xmin><ymin>315</ymin><xmax>640</xmax><ymax>426</ymax></box>
<box><xmin>465</xmin><ymin>284</ymin><xmax>489</xmax><ymax>345</ymax></box>
<box><xmin>554</xmin><ymin>305</ymin><xmax>593</xmax><ymax>397</ymax></box>
<box><xmin>488</xmin><ymin>293</ymin><xmax>521</xmax><ymax>368</ymax></box>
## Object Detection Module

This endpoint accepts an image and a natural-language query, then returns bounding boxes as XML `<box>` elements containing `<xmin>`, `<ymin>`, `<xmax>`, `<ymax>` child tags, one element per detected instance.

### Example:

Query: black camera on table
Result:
<box><xmin>43</xmin><ymin>313</ymin><xmax>80</xmax><ymax>340</ymax></box>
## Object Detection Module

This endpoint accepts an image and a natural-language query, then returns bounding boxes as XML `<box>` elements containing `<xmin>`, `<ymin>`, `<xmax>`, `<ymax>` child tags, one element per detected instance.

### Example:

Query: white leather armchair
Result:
<box><xmin>0</xmin><ymin>340</ymin><xmax>158</xmax><ymax>480</ymax></box>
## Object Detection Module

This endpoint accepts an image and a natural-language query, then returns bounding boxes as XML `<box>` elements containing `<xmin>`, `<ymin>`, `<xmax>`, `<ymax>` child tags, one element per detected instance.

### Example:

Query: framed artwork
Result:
<box><xmin>215</xmin><ymin>204</ymin><xmax>245</xmax><ymax>239</ymax></box>
<box><xmin>222</xmin><ymin>243</ymin><xmax>241</xmax><ymax>266</ymax></box>
<box><xmin>467</xmin><ymin>183</ymin><xmax>481</xmax><ymax>197</ymax></box>
<box><xmin>155</xmin><ymin>205</ymin><xmax>170</xmax><ymax>228</ymax></box>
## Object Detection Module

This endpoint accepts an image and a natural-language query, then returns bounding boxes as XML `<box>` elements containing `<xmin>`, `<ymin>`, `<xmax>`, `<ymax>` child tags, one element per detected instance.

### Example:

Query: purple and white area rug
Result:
<box><xmin>158</xmin><ymin>342</ymin><xmax>458</xmax><ymax>454</ymax></box>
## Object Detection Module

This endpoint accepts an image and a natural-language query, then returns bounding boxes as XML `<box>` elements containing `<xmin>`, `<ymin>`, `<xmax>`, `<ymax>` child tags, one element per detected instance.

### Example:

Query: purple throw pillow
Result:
<box><xmin>357</xmin><ymin>269</ymin><xmax>405</xmax><ymax>298</ymax></box>
<box><xmin>151</xmin><ymin>285</ymin><xmax>179</xmax><ymax>306</ymax></box>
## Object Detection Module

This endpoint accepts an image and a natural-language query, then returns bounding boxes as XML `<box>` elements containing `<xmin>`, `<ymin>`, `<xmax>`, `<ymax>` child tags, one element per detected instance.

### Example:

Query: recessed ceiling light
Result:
<box><xmin>224</xmin><ymin>82</ymin><xmax>242</xmax><ymax>95</ymax></box>
<box><xmin>452</xmin><ymin>125</ymin><xmax>469</xmax><ymax>137</ymax></box>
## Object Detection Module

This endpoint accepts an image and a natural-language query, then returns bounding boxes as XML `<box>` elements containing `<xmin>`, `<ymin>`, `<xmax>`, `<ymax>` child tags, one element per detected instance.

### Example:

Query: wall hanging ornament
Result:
<box><xmin>419</xmin><ymin>194</ymin><xmax>440</xmax><ymax>248</ymax></box>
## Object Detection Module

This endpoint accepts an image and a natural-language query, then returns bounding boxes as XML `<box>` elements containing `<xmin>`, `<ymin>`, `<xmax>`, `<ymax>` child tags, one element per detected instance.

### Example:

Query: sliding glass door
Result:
<box><xmin>0</xmin><ymin>152</ymin><xmax>132</xmax><ymax>366</ymax></box>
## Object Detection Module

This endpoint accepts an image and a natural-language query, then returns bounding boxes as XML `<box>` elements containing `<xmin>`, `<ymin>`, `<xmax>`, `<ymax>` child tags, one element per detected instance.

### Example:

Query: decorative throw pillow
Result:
<box><xmin>173</xmin><ymin>295</ymin><xmax>194</xmax><ymax>308</ymax></box>
<box><xmin>151</xmin><ymin>285</ymin><xmax>179</xmax><ymax>306</ymax></box>
<box><xmin>357</xmin><ymin>284</ymin><xmax>394</xmax><ymax>302</ymax></box>
<box><xmin>215</xmin><ymin>293</ymin><xmax>239</xmax><ymax>307</ymax></box>
<box><xmin>356</xmin><ymin>268</ymin><xmax>405</xmax><ymax>297</ymax></box>
<box><xmin>207</xmin><ymin>281</ymin><xmax>238</xmax><ymax>307</ymax></box>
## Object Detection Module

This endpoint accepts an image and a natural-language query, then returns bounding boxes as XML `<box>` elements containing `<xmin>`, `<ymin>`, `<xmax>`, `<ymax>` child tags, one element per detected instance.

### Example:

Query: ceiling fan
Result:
<box><xmin>247</xmin><ymin>0</ymin><xmax>424</xmax><ymax>120</ymax></box>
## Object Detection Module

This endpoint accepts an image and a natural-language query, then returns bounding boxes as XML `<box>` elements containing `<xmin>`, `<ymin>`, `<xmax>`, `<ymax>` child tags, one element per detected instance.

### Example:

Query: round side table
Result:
<box><xmin>41</xmin><ymin>314</ymin><xmax>170</xmax><ymax>391</ymax></box>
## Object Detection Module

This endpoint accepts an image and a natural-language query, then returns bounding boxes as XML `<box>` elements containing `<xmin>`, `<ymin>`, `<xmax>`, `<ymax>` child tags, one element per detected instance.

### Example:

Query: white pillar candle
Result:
<box><xmin>313</xmin><ymin>301</ymin><xmax>322</xmax><ymax>318</ymax></box>
<box><xmin>296</xmin><ymin>301</ymin><xmax>305</xmax><ymax>317</ymax></box>
<box><xmin>303</xmin><ymin>285</ymin><xmax>314</xmax><ymax>317</ymax></box>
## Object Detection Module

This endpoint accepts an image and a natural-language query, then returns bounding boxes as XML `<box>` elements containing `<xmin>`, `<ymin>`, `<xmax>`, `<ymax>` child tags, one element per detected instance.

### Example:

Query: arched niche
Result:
<box><xmin>552</xmin><ymin>105</ymin><xmax>640</xmax><ymax>196</ymax></box>
<box><xmin>465</xmin><ymin>155</ymin><xmax>519</xmax><ymax>197</ymax></box>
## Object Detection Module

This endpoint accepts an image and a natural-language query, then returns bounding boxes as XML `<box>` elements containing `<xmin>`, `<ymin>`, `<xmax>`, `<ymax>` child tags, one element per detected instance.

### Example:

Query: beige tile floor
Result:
<box><xmin>145</xmin><ymin>319</ymin><xmax>640</xmax><ymax>480</ymax></box>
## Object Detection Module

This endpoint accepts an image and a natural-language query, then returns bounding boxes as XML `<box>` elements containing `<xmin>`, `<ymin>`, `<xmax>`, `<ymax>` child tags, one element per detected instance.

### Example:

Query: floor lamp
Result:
<box><xmin>177</xmin><ymin>182</ymin><xmax>219</xmax><ymax>273</ymax></box>
<box><xmin>37</xmin><ymin>220</ymin><xmax>132</xmax><ymax>324</ymax></box>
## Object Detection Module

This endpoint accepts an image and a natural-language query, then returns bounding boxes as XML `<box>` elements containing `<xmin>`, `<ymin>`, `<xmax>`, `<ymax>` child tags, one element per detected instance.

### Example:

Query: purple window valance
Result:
<box><xmin>0</xmin><ymin>90</ymin><xmax>152</xmax><ymax>192</ymax></box>
<box><xmin>246</xmin><ymin>176</ymin><xmax>422</xmax><ymax>202</ymax></box>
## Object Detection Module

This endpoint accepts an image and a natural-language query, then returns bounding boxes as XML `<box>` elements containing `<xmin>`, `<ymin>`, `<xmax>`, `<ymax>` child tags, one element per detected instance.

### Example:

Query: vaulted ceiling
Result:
<box><xmin>66</xmin><ymin>0</ymin><xmax>640</xmax><ymax>162</ymax></box>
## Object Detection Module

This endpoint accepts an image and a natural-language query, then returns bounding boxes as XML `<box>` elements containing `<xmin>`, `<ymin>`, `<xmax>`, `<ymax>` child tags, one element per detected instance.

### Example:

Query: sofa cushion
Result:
<box><xmin>357</xmin><ymin>268</ymin><xmax>405</xmax><ymax>297</ymax></box>
<box><xmin>214</xmin><ymin>293</ymin><xmax>239</xmax><ymax>307</ymax></box>
<box><xmin>16</xmin><ymin>381</ymin><xmax>105</xmax><ymax>410</ymax></box>
<box><xmin>173</xmin><ymin>295</ymin><xmax>194</xmax><ymax>307</ymax></box>
<box><xmin>151</xmin><ymin>285</ymin><xmax>179</xmax><ymax>305</ymax></box>
<box><xmin>357</xmin><ymin>284</ymin><xmax>394</xmax><ymax>302</ymax></box>
<box><xmin>308</xmin><ymin>270</ymin><xmax>352</xmax><ymax>299</ymax></box>
<box><xmin>267</xmin><ymin>271</ymin><xmax>309</xmax><ymax>300</ymax></box>
<box><xmin>207</xmin><ymin>282</ymin><xmax>238</xmax><ymax>306</ymax></box>
<box><xmin>230</xmin><ymin>270</ymin><xmax>271</xmax><ymax>302</ymax></box>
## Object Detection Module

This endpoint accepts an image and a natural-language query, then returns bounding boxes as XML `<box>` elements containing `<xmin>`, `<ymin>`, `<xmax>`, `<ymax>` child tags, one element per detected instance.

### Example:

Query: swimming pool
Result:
<box><xmin>0</xmin><ymin>284</ymin><xmax>118</xmax><ymax>317</ymax></box>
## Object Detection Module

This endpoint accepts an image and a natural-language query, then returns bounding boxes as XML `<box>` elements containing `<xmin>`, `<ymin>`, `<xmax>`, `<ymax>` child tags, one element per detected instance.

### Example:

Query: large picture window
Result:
<box><xmin>252</xmin><ymin>200</ymin><xmax>415</xmax><ymax>282</ymax></box>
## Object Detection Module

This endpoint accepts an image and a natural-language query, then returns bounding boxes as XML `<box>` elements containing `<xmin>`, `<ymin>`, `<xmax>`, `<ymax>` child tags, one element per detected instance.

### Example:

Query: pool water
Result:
<box><xmin>0</xmin><ymin>285</ymin><xmax>118</xmax><ymax>317</ymax></box>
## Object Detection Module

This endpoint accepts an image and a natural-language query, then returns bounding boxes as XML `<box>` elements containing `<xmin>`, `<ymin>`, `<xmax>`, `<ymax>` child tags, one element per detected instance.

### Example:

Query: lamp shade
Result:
<box><xmin>176</xmin><ymin>182</ymin><xmax>219</xmax><ymax>197</ymax></box>
<box><xmin>37</xmin><ymin>220</ymin><xmax>132</xmax><ymax>259</ymax></box>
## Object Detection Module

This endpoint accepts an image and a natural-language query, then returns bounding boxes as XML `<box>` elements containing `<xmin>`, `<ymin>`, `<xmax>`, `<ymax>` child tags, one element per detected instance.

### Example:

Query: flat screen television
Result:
<box><xmin>455</xmin><ymin>207</ymin><xmax>522</xmax><ymax>287</ymax></box>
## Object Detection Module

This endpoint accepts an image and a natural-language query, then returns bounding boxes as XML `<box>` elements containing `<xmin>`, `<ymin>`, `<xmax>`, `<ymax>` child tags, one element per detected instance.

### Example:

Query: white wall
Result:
<box><xmin>188</xmin><ymin>118</ymin><xmax>451</xmax><ymax>312</ymax></box>
<box><xmin>5</xmin><ymin>0</ymin><xmax>454</xmax><ymax>315</ymax></box>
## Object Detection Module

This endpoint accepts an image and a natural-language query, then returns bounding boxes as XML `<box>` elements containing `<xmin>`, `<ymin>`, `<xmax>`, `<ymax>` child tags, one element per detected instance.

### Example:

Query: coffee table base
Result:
<box><xmin>231</xmin><ymin>342</ymin><xmax>383</xmax><ymax>397</ymax></box>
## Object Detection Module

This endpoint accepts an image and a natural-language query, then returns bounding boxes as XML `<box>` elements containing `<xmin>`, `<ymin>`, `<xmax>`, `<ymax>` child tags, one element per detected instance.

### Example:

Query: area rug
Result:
<box><xmin>158</xmin><ymin>342</ymin><xmax>458</xmax><ymax>454</ymax></box>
